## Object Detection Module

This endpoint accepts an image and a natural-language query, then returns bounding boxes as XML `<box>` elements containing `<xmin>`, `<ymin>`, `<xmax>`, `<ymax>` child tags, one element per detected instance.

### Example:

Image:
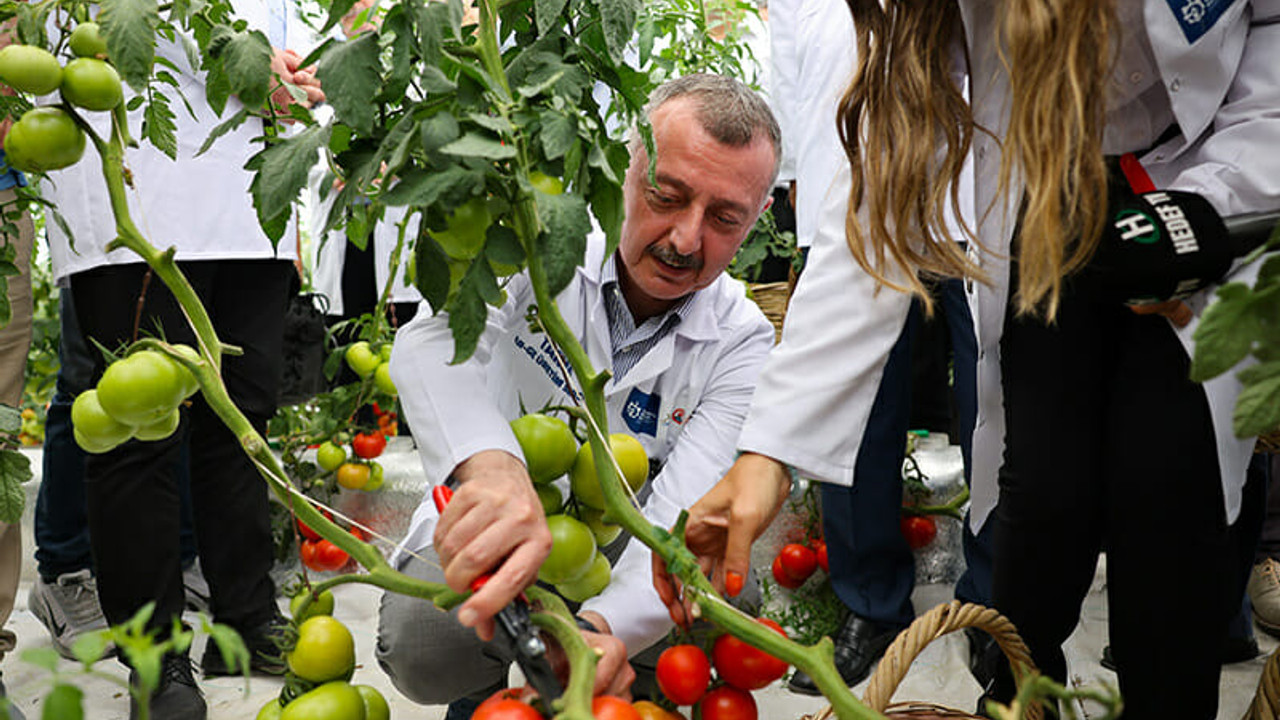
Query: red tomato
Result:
<box><xmin>697</xmin><ymin>686</ymin><xmax>757</xmax><ymax>720</ymax></box>
<box><xmin>299</xmin><ymin>539</ymin><xmax>322</xmax><ymax>572</ymax></box>
<box><xmin>900</xmin><ymin>515</ymin><xmax>938</xmax><ymax>550</ymax></box>
<box><xmin>711</xmin><ymin>618</ymin><xmax>789</xmax><ymax>691</ymax></box>
<box><xmin>473</xmin><ymin>689</ymin><xmax>541</xmax><ymax>720</ymax></box>
<box><xmin>593</xmin><ymin>696</ymin><xmax>643</xmax><ymax>720</ymax></box>
<box><xmin>771</xmin><ymin>555</ymin><xmax>804</xmax><ymax>589</ymax></box>
<box><xmin>813</xmin><ymin>540</ymin><xmax>829</xmax><ymax>573</ymax></box>
<box><xmin>351</xmin><ymin>431</ymin><xmax>387</xmax><ymax>459</ymax></box>
<box><xmin>655</xmin><ymin>644</ymin><xmax>711</xmax><ymax>706</ymax></box>
<box><xmin>296</xmin><ymin>509</ymin><xmax>333</xmax><ymax>542</ymax></box>
<box><xmin>777</xmin><ymin>543</ymin><xmax>818</xmax><ymax>582</ymax></box>
<box><xmin>312</xmin><ymin>539</ymin><xmax>350</xmax><ymax>572</ymax></box>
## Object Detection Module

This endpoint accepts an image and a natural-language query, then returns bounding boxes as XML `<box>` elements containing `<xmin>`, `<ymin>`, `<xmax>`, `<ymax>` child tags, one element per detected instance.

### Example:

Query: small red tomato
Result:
<box><xmin>811</xmin><ymin>539</ymin><xmax>829</xmax><ymax>573</ymax></box>
<box><xmin>777</xmin><ymin>543</ymin><xmax>818</xmax><ymax>582</ymax></box>
<box><xmin>351</xmin><ymin>431</ymin><xmax>387</xmax><ymax>459</ymax></box>
<box><xmin>473</xmin><ymin>688</ymin><xmax>542</xmax><ymax>720</ymax></box>
<box><xmin>593</xmin><ymin>695</ymin><xmax>643</xmax><ymax>720</ymax></box>
<box><xmin>655</xmin><ymin>644</ymin><xmax>712</xmax><ymax>706</ymax></box>
<box><xmin>900</xmin><ymin>515</ymin><xmax>938</xmax><ymax>550</ymax></box>
<box><xmin>299</xmin><ymin>539</ymin><xmax>323</xmax><ymax>572</ymax></box>
<box><xmin>711</xmin><ymin>617</ymin><xmax>789</xmax><ymax>691</ymax></box>
<box><xmin>697</xmin><ymin>685</ymin><xmax>757</xmax><ymax>720</ymax></box>
<box><xmin>771</xmin><ymin>555</ymin><xmax>804</xmax><ymax>589</ymax></box>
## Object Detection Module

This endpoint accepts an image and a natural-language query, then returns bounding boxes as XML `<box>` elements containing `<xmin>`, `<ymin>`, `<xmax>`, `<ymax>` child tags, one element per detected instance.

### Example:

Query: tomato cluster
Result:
<box><xmin>256</xmin><ymin>604</ymin><xmax>391</xmax><ymax>720</ymax></box>
<box><xmin>344</xmin><ymin>341</ymin><xmax>398</xmax><ymax>399</ymax></box>
<box><xmin>313</xmin><ymin>430</ymin><xmax>387</xmax><ymax>494</ymax></box>
<box><xmin>71</xmin><ymin>347</ymin><xmax>200</xmax><ymax>454</ymax></box>
<box><xmin>508</xmin><ymin>412</ymin><xmax>649</xmax><ymax>603</ymax></box>
<box><xmin>651</xmin><ymin>618</ymin><xmax>789</xmax><ymax>720</ymax></box>
<box><xmin>770</xmin><ymin>537</ymin><xmax>828</xmax><ymax>590</ymax></box>
<box><xmin>0</xmin><ymin>27</ymin><xmax>124</xmax><ymax>174</ymax></box>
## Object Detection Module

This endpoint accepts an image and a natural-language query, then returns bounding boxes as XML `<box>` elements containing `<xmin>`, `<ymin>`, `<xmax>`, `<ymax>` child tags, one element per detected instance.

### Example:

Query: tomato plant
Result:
<box><xmin>0</xmin><ymin>44</ymin><xmax>62</xmax><ymax>94</ymax></box>
<box><xmin>288</xmin><ymin>616</ymin><xmax>356</xmax><ymax>683</ymax></box>
<box><xmin>509</xmin><ymin>413</ymin><xmax>578</xmax><ymax>483</ymax></box>
<box><xmin>568</xmin><ymin>433</ymin><xmax>649</xmax><ymax>509</ymax></box>
<box><xmin>655</xmin><ymin>644</ymin><xmax>711</xmax><ymax>706</ymax></box>
<box><xmin>60</xmin><ymin>57</ymin><xmax>123</xmax><ymax>111</ymax></box>
<box><xmin>351</xmin><ymin>431</ymin><xmax>386</xmax><ymax>459</ymax></box>
<box><xmin>537</xmin><ymin>513</ymin><xmax>596</xmax><ymax>584</ymax></box>
<box><xmin>900</xmin><ymin>515</ymin><xmax>937</xmax><ymax>550</ymax></box>
<box><xmin>279</xmin><ymin>681</ymin><xmax>365</xmax><ymax>720</ymax></box>
<box><xmin>697</xmin><ymin>685</ymin><xmax>757</xmax><ymax>720</ymax></box>
<box><xmin>4</xmin><ymin>106</ymin><xmax>86</xmax><ymax>173</ymax></box>
<box><xmin>316</xmin><ymin>441</ymin><xmax>347</xmax><ymax>472</ymax></box>
<box><xmin>593</xmin><ymin>695</ymin><xmax>643</xmax><ymax>720</ymax></box>
<box><xmin>711</xmin><ymin>618</ymin><xmax>789</xmax><ymax>690</ymax></box>
<box><xmin>771</xmin><ymin>555</ymin><xmax>804</xmax><ymax>590</ymax></box>
<box><xmin>68</xmin><ymin>22</ymin><xmax>109</xmax><ymax>58</ymax></box>
<box><xmin>777</xmin><ymin>543</ymin><xmax>817</xmax><ymax>583</ymax></box>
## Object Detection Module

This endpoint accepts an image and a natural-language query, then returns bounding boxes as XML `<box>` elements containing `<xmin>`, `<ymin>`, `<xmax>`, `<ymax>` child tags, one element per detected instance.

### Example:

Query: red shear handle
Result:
<box><xmin>432</xmin><ymin>483</ymin><xmax>492</xmax><ymax>594</ymax></box>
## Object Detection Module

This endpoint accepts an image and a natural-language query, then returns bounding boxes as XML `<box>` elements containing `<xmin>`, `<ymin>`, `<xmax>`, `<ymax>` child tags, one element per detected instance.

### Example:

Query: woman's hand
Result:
<box><xmin>652</xmin><ymin>452</ymin><xmax>792</xmax><ymax>625</ymax></box>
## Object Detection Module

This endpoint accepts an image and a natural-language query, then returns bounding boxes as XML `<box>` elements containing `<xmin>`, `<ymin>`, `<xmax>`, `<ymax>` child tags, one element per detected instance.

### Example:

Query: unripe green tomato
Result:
<box><xmin>568</xmin><ymin>434</ymin><xmax>650</xmax><ymax>509</ymax></box>
<box><xmin>363</xmin><ymin>461</ymin><xmax>385</xmax><ymax>491</ymax></box>
<box><xmin>289</xmin><ymin>589</ymin><xmax>335</xmax><ymax>623</ymax></box>
<box><xmin>344</xmin><ymin>341</ymin><xmax>379</xmax><ymax>378</ymax></box>
<box><xmin>60</xmin><ymin>58</ymin><xmax>123</xmax><ymax>111</ymax></box>
<box><xmin>316</xmin><ymin>441</ymin><xmax>347</xmax><ymax>472</ymax></box>
<box><xmin>170</xmin><ymin>343</ymin><xmax>202</xmax><ymax>398</ymax></box>
<box><xmin>536</xmin><ymin>483</ymin><xmax>562</xmax><ymax>515</ymax></box>
<box><xmin>537</xmin><ymin>514</ymin><xmax>597</xmax><ymax>585</ymax></box>
<box><xmin>255</xmin><ymin>699</ymin><xmax>282</xmax><ymax>720</ymax></box>
<box><xmin>432</xmin><ymin>196</ymin><xmax>490</xmax><ymax>260</ymax></box>
<box><xmin>287</xmin><ymin>615</ymin><xmax>356</xmax><ymax>683</ymax></box>
<box><xmin>509</xmin><ymin>413</ymin><xmax>577</xmax><ymax>484</ymax></box>
<box><xmin>4</xmin><ymin>107</ymin><xmax>86</xmax><ymax>173</ymax></box>
<box><xmin>356</xmin><ymin>685</ymin><xmax>391</xmax><ymax>720</ymax></box>
<box><xmin>133</xmin><ymin>407</ymin><xmax>181</xmax><ymax>442</ymax></box>
<box><xmin>69</xmin><ymin>22</ymin><xmax>109</xmax><ymax>58</ymax></box>
<box><xmin>71</xmin><ymin>388</ymin><xmax>134</xmax><ymax>453</ymax></box>
<box><xmin>373</xmin><ymin>362</ymin><xmax>396</xmax><ymax>397</ymax></box>
<box><xmin>555</xmin><ymin>550</ymin><xmax>610</xmax><ymax>602</ymax></box>
<box><xmin>279</xmin><ymin>681</ymin><xmax>364</xmax><ymax>720</ymax></box>
<box><xmin>96</xmin><ymin>350</ymin><xmax>189</xmax><ymax>426</ymax></box>
<box><xmin>529</xmin><ymin>171</ymin><xmax>564</xmax><ymax>195</ymax></box>
<box><xmin>0</xmin><ymin>45</ymin><xmax>63</xmax><ymax>95</ymax></box>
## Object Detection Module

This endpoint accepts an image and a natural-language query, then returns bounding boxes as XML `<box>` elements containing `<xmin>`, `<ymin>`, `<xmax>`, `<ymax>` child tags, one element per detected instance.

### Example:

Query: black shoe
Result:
<box><xmin>787</xmin><ymin>614</ymin><xmax>907</xmax><ymax>695</ymax></box>
<box><xmin>201</xmin><ymin>615</ymin><xmax>289</xmax><ymax>677</ymax></box>
<box><xmin>1101</xmin><ymin>636</ymin><xmax>1259</xmax><ymax>672</ymax></box>
<box><xmin>129</xmin><ymin>653</ymin><xmax>206</xmax><ymax>720</ymax></box>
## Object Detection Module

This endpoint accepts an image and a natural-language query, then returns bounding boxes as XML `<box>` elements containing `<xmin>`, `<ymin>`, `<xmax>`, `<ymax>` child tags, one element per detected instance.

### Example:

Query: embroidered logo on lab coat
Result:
<box><xmin>1164</xmin><ymin>0</ymin><xmax>1234</xmax><ymax>43</ymax></box>
<box><xmin>622</xmin><ymin>387</ymin><xmax>661</xmax><ymax>436</ymax></box>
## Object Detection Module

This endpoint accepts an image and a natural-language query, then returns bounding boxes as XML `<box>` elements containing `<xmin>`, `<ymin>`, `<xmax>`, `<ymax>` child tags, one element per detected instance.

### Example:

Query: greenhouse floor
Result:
<box><xmin>3</xmin><ymin>446</ymin><xmax>1271</xmax><ymax>719</ymax></box>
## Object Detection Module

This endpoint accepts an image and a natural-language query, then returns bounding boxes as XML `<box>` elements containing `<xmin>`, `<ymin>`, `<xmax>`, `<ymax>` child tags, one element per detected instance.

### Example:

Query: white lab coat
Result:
<box><xmin>390</xmin><ymin>234</ymin><xmax>776</xmax><ymax>654</ymax></box>
<box><xmin>739</xmin><ymin>0</ymin><xmax>1280</xmax><ymax>530</ymax></box>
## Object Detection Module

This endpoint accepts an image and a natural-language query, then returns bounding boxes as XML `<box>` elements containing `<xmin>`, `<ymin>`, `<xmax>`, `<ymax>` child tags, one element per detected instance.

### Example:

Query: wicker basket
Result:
<box><xmin>748</xmin><ymin>281</ymin><xmax>791</xmax><ymax>342</ymax></box>
<box><xmin>801</xmin><ymin>601</ymin><xmax>1043</xmax><ymax>720</ymax></box>
<box><xmin>1246</xmin><ymin>648</ymin><xmax>1280</xmax><ymax>720</ymax></box>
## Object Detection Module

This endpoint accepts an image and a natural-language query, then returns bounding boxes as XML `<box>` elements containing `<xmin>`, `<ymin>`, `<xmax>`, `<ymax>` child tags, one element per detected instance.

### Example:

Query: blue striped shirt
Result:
<box><xmin>599</xmin><ymin>253</ymin><xmax>693</xmax><ymax>381</ymax></box>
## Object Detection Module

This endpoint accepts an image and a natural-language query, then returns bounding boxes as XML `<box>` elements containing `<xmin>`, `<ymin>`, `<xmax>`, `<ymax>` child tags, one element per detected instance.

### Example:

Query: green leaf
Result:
<box><xmin>203</xmin><ymin>59</ymin><xmax>232</xmax><ymax>117</ymax></box>
<box><xmin>420</xmin><ymin>113</ymin><xmax>462</xmax><ymax>154</ymax></box>
<box><xmin>142</xmin><ymin>91</ymin><xmax>178</xmax><ymax>159</ymax></box>
<box><xmin>317</xmin><ymin>32</ymin><xmax>382</xmax><ymax>136</ymax></box>
<box><xmin>467</xmin><ymin>113</ymin><xmax>516</xmax><ymax>136</ymax></box>
<box><xmin>539</xmin><ymin>110</ymin><xmax>576</xmax><ymax>160</ymax></box>
<box><xmin>597</xmin><ymin>0</ymin><xmax>640</xmax><ymax>62</ymax></box>
<box><xmin>246</xmin><ymin>125</ymin><xmax>332</xmax><ymax>243</ymax></box>
<box><xmin>205</xmin><ymin>622</ymin><xmax>251</xmax><ymax>677</ymax></box>
<box><xmin>414</xmin><ymin>232</ymin><xmax>452</xmax><ymax>312</ymax></box>
<box><xmin>536</xmin><ymin>193</ymin><xmax>591</xmax><ymax>297</ymax></box>
<box><xmin>98</xmin><ymin>0</ymin><xmax>159</xmax><ymax>92</ymax></box>
<box><xmin>18</xmin><ymin>647</ymin><xmax>60</xmax><ymax>672</ymax></box>
<box><xmin>467</xmin><ymin>246</ymin><xmax>502</xmax><ymax>306</ymax></box>
<box><xmin>440</xmin><ymin>132</ymin><xmax>517</xmax><ymax>161</ymax></box>
<box><xmin>219</xmin><ymin>28</ymin><xmax>273</xmax><ymax>109</ymax></box>
<box><xmin>0</xmin><ymin>404</ymin><xmax>19</xmax><ymax>434</ymax></box>
<box><xmin>536</xmin><ymin>0</ymin><xmax>571</xmax><ymax>35</ymax></box>
<box><xmin>0</xmin><ymin>449</ymin><xmax>26</xmax><ymax>525</ymax></box>
<box><xmin>71</xmin><ymin>630</ymin><xmax>113</xmax><ymax>666</ymax></box>
<box><xmin>1233</xmin><ymin>360</ymin><xmax>1280</xmax><ymax>438</ymax></box>
<box><xmin>448</xmin><ymin>276</ymin><xmax>487</xmax><ymax>364</ymax></box>
<box><xmin>1190</xmin><ymin>283</ymin><xmax>1258</xmax><ymax>382</ymax></box>
<box><xmin>589</xmin><ymin>177</ymin><xmax>624</xmax><ymax>262</ymax></box>
<box><xmin>322</xmin><ymin>0</ymin><xmax>361</xmax><ymax>34</ymax></box>
<box><xmin>382</xmin><ymin>166</ymin><xmax>484</xmax><ymax>208</ymax></box>
<box><xmin>486</xmin><ymin>225</ymin><xmax>525</xmax><ymax>266</ymax></box>
<box><xmin>196</xmin><ymin>107</ymin><xmax>250</xmax><ymax>157</ymax></box>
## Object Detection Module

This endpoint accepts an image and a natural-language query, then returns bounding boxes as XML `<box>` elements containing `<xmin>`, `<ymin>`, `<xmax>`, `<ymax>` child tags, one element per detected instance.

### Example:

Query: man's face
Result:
<box><xmin>618</xmin><ymin>98</ymin><xmax>776</xmax><ymax>320</ymax></box>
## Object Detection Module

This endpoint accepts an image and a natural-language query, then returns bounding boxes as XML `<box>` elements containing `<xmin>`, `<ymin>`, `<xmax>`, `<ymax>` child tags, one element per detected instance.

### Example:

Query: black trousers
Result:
<box><xmin>70</xmin><ymin>259</ymin><xmax>293</xmax><ymax>636</ymax></box>
<box><xmin>994</xmin><ymin>283</ymin><xmax>1235</xmax><ymax>719</ymax></box>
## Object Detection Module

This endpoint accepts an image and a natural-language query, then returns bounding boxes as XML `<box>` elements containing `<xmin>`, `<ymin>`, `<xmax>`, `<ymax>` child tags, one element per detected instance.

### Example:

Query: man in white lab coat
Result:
<box><xmin>377</xmin><ymin>73</ymin><xmax>780</xmax><ymax>714</ymax></box>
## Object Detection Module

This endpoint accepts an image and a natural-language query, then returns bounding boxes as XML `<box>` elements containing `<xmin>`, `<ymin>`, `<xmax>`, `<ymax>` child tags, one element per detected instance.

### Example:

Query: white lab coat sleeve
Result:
<box><xmin>388</xmin><ymin>282</ymin><xmax>533</xmax><ymax>489</ymax></box>
<box><xmin>737</xmin><ymin>162</ymin><xmax>915</xmax><ymax>485</ymax></box>
<box><xmin>580</xmin><ymin>310</ymin><xmax>776</xmax><ymax>654</ymax></box>
<box><xmin>769</xmin><ymin>0</ymin><xmax>800</xmax><ymax>184</ymax></box>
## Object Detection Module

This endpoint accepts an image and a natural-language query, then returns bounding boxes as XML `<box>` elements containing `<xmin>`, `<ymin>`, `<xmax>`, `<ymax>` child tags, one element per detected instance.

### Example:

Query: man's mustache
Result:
<box><xmin>649</xmin><ymin>244</ymin><xmax>702</xmax><ymax>270</ymax></box>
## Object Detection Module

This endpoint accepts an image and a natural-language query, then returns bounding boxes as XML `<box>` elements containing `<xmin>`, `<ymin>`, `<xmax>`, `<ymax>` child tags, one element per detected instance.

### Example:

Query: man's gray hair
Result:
<box><xmin>635</xmin><ymin>73</ymin><xmax>782</xmax><ymax>187</ymax></box>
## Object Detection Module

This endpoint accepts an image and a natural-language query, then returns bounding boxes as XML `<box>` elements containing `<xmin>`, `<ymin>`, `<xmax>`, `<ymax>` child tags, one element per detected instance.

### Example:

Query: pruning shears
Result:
<box><xmin>432</xmin><ymin>484</ymin><xmax>564</xmax><ymax>708</ymax></box>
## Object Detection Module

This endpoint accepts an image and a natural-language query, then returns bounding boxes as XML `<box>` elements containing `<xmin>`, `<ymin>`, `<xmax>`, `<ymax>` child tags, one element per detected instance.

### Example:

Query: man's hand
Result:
<box><xmin>652</xmin><ymin>452</ymin><xmax>791</xmax><ymax>625</ymax></box>
<box><xmin>269</xmin><ymin>48</ymin><xmax>324</xmax><ymax>116</ymax></box>
<box><xmin>545</xmin><ymin>612</ymin><xmax>635</xmax><ymax>699</ymax></box>
<box><xmin>434</xmin><ymin>449</ymin><xmax>551</xmax><ymax>641</ymax></box>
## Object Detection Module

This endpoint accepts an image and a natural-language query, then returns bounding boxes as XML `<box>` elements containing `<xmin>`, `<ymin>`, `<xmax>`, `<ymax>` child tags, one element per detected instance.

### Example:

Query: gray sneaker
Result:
<box><xmin>28</xmin><ymin>569</ymin><xmax>114</xmax><ymax>661</ymax></box>
<box><xmin>182</xmin><ymin>560</ymin><xmax>212</xmax><ymax>616</ymax></box>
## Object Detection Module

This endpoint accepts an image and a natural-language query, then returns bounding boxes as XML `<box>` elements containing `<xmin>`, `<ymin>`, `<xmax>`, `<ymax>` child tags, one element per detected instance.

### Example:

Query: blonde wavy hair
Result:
<box><xmin>838</xmin><ymin>0</ymin><xmax>1116</xmax><ymax>318</ymax></box>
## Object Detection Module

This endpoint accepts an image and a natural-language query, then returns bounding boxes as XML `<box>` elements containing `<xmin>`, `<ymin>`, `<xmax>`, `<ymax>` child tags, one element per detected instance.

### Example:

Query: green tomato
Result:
<box><xmin>537</xmin><ymin>514</ymin><xmax>596</xmax><ymax>585</ymax></box>
<box><xmin>576</xmin><ymin>506</ymin><xmax>623</xmax><ymax>547</ymax></box>
<box><xmin>70</xmin><ymin>388</ymin><xmax>134</xmax><ymax>454</ymax></box>
<box><xmin>4</xmin><ymin>107</ymin><xmax>86</xmax><ymax>173</ymax></box>
<box><xmin>373</xmin><ymin>362</ymin><xmax>396</xmax><ymax>397</ymax></box>
<box><xmin>0</xmin><ymin>45</ymin><xmax>63</xmax><ymax>95</ymax></box>
<box><xmin>68</xmin><ymin>22</ymin><xmax>109</xmax><ymax>58</ymax></box>
<box><xmin>316</xmin><ymin>441</ymin><xmax>347</xmax><ymax>472</ymax></box>
<box><xmin>363</xmin><ymin>461</ymin><xmax>385</xmax><ymax>491</ymax></box>
<box><xmin>432</xmin><ymin>196</ymin><xmax>491</xmax><ymax>260</ymax></box>
<box><xmin>510</xmin><ymin>413</ymin><xmax>578</xmax><ymax>484</ymax></box>
<box><xmin>535</xmin><ymin>483</ymin><xmax>562</xmax><ymax>515</ymax></box>
<box><xmin>256</xmin><ymin>699</ymin><xmax>283</xmax><ymax>720</ymax></box>
<box><xmin>568</xmin><ymin>434</ymin><xmax>650</xmax><ymax>510</ymax></box>
<box><xmin>378</xmin><ymin>344</ymin><xmax>393</xmax><ymax>362</ymax></box>
<box><xmin>287</xmin><ymin>616</ymin><xmax>356</xmax><ymax>684</ymax></box>
<box><xmin>289</xmin><ymin>589</ymin><xmax>336</xmax><ymax>623</ymax></box>
<box><xmin>529</xmin><ymin>171</ymin><xmax>564</xmax><ymax>195</ymax></box>
<box><xmin>170</xmin><ymin>343</ymin><xmax>201</xmax><ymax>398</ymax></box>
<box><xmin>60</xmin><ymin>58</ymin><xmax>123</xmax><ymax>111</ymax></box>
<box><xmin>280</xmin><ymin>681</ymin><xmax>365</xmax><ymax>720</ymax></box>
<box><xmin>96</xmin><ymin>350</ymin><xmax>189</xmax><ymax>427</ymax></box>
<box><xmin>344</xmin><ymin>341</ymin><xmax>380</xmax><ymax>379</ymax></box>
<box><xmin>355</xmin><ymin>685</ymin><xmax>390</xmax><ymax>720</ymax></box>
<box><xmin>555</xmin><ymin>550</ymin><xmax>610</xmax><ymax>602</ymax></box>
<box><xmin>132</xmin><ymin>407</ymin><xmax>181</xmax><ymax>442</ymax></box>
